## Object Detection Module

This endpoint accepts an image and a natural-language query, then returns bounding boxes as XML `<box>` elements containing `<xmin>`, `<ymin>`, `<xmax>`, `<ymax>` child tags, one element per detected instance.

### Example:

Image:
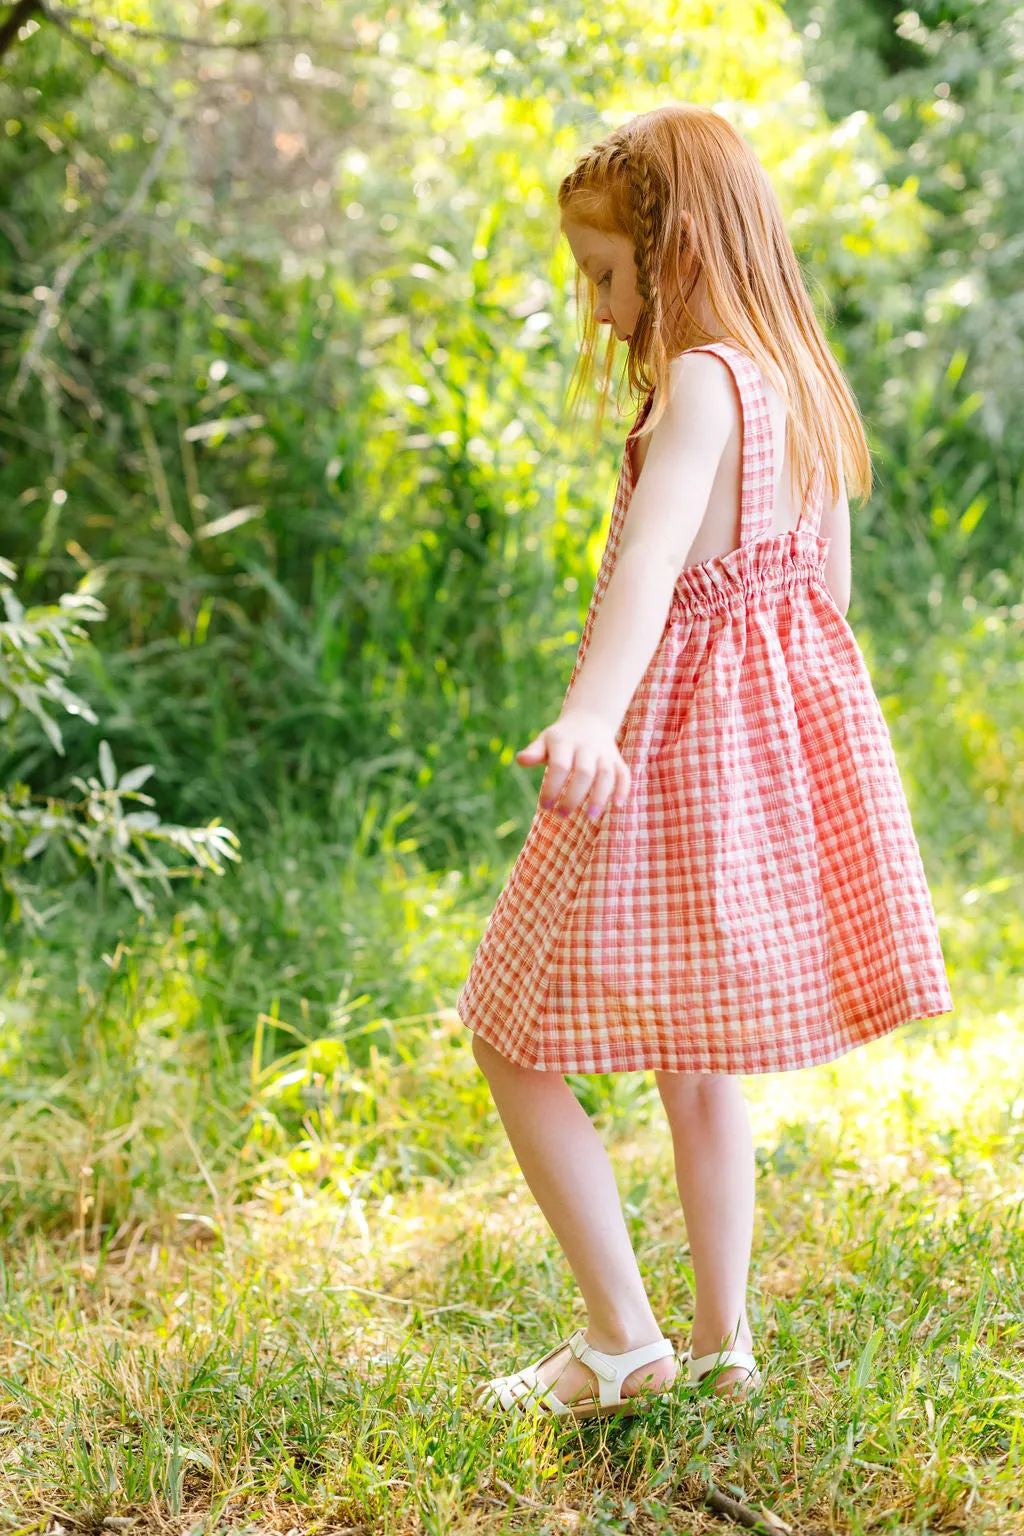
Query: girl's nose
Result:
<box><xmin>595</xmin><ymin>304</ymin><xmax>612</xmax><ymax>326</ymax></box>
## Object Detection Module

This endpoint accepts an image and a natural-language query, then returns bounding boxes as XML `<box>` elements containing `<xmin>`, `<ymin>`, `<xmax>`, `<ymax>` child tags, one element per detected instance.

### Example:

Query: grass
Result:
<box><xmin>1</xmin><ymin>984</ymin><xmax>1023</xmax><ymax>1533</ymax></box>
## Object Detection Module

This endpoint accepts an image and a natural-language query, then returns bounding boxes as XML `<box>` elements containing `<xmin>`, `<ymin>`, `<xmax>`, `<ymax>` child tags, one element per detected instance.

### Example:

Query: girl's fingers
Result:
<box><xmin>519</xmin><ymin>726</ymin><xmax>628</xmax><ymax>819</ymax></box>
<box><xmin>585</xmin><ymin>760</ymin><xmax>618</xmax><ymax>819</ymax></box>
<box><xmin>540</xmin><ymin>742</ymin><xmax>578</xmax><ymax>810</ymax></box>
<box><xmin>552</xmin><ymin>750</ymin><xmax>597</xmax><ymax>815</ymax></box>
<box><xmin>516</xmin><ymin>737</ymin><xmax>547</xmax><ymax>764</ymax></box>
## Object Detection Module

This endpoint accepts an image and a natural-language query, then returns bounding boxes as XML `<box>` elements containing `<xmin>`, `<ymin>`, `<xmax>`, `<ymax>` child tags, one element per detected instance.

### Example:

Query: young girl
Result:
<box><xmin>456</xmin><ymin>103</ymin><xmax>953</xmax><ymax>1419</ymax></box>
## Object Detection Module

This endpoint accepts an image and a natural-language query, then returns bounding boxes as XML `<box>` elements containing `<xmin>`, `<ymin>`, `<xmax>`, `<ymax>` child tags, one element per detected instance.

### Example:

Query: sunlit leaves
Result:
<box><xmin>0</xmin><ymin>562</ymin><xmax>106</xmax><ymax>754</ymax></box>
<box><xmin>0</xmin><ymin>562</ymin><xmax>240</xmax><ymax>929</ymax></box>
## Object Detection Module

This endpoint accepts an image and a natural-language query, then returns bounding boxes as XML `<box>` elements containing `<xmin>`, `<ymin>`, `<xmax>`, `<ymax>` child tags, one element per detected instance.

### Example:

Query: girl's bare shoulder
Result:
<box><xmin>632</xmin><ymin>352</ymin><xmax>739</xmax><ymax>480</ymax></box>
<box><xmin>652</xmin><ymin>350</ymin><xmax>740</xmax><ymax>441</ymax></box>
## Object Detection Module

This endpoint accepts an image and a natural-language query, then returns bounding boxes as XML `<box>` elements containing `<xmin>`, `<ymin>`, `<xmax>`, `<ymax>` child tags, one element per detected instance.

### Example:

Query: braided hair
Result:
<box><xmin>557</xmin><ymin>121</ymin><xmax>708</xmax><ymax>435</ymax></box>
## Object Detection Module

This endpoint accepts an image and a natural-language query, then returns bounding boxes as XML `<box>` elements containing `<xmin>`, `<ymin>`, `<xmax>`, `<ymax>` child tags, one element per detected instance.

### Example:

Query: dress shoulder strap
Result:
<box><xmin>683</xmin><ymin>341</ymin><xmax>779</xmax><ymax>544</ymax></box>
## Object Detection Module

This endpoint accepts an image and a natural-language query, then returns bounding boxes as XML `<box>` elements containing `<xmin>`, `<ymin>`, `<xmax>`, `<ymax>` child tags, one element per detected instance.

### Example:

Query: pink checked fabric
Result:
<box><xmin>456</xmin><ymin>342</ymin><xmax>953</xmax><ymax>1074</ymax></box>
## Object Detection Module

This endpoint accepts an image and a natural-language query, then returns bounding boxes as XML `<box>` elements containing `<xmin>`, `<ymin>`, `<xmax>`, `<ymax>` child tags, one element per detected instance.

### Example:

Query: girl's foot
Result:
<box><xmin>690</xmin><ymin>1324</ymin><xmax>759</xmax><ymax>1400</ymax></box>
<box><xmin>532</xmin><ymin>1325</ymin><xmax>678</xmax><ymax>1409</ymax></box>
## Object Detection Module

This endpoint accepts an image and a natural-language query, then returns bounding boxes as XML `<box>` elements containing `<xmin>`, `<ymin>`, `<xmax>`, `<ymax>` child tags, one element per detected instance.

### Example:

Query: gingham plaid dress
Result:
<box><xmin>456</xmin><ymin>341</ymin><xmax>953</xmax><ymax>1074</ymax></box>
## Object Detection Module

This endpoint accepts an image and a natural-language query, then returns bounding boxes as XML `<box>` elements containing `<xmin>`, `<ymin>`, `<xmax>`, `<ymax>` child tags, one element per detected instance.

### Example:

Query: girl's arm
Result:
<box><xmin>819</xmin><ymin>469</ymin><xmax>851</xmax><ymax>617</ymax></box>
<box><xmin>560</xmin><ymin>351</ymin><xmax>735</xmax><ymax>735</ymax></box>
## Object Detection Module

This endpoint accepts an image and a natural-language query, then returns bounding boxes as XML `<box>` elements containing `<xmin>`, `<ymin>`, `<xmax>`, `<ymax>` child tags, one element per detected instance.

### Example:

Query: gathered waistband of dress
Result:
<box><xmin>667</xmin><ymin>536</ymin><xmax>829</xmax><ymax>619</ymax></box>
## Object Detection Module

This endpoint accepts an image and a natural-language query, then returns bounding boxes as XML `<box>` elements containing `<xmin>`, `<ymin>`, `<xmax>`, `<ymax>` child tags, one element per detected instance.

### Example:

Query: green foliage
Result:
<box><xmin>786</xmin><ymin>0</ymin><xmax>1024</xmax><ymax>621</ymax></box>
<box><xmin>0</xmin><ymin>559</ymin><xmax>239</xmax><ymax>928</ymax></box>
<box><xmin>0</xmin><ymin>552</ymin><xmax>104</xmax><ymax>753</ymax></box>
<box><xmin>0</xmin><ymin>0</ymin><xmax>936</xmax><ymax>848</ymax></box>
<box><xmin>0</xmin><ymin>795</ymin><xmax>488</xmax><ymax>1238</ymax></box>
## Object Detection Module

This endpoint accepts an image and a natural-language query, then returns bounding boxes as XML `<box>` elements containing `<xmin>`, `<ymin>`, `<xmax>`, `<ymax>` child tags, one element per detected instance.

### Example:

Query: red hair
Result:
<box><xmin>557</xmin><ymin>102</ymin><xmax>872</xmax><ymax>510</ymax></box>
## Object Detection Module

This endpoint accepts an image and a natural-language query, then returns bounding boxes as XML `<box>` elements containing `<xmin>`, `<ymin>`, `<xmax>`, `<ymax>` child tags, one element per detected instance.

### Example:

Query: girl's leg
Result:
<box><xmin>654</xmin><ymin>1070</ymin><xmax>758</xmax><ymax>1398</ymax></box>
<box><xmin>472</xmin><ymin>1032</ymin><xmax>676</xmax><ymax>1406</ymax></box>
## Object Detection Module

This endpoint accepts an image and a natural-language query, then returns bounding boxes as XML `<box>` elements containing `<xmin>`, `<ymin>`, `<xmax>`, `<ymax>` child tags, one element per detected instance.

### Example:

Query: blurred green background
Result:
<box><xmin>2</xmin><ymin>0</ymin><xmax>1023</xmax><ymax>1232</ymax></box>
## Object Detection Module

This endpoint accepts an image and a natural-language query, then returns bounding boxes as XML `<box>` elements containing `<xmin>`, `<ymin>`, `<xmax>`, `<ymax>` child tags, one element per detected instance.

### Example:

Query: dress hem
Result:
<box><xmin>456</xmin><ymin>993</ymin><xmax>955</xmax><ymax>1076</ymax></box>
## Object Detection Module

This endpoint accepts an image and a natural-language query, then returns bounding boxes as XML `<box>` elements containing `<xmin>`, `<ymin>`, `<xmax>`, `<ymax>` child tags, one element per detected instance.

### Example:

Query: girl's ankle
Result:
<box><xmin>585</xmin><ymin>1319</ymin><xmax>665</xmax><ymax>1354</ymax></box>
<box><xmin>689</xmin><ymin>1322</ymin><xmax>753</xmax><ymax>1357</ymax></box>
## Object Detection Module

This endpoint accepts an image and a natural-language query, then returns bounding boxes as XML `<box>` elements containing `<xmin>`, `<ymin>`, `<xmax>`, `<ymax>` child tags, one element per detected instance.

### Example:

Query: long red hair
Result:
<box><xmin>557</xmin><ymin>103</ymin><xmax>872</xmax><ymax>511</ymax></box>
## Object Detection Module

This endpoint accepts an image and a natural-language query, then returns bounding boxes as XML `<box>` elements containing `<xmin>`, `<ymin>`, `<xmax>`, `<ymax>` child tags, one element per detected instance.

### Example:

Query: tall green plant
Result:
<box><xmin>786</xmin><ymin>0</ymin><xmax>1024</xmax><ymax>621</ymax></box>
<box><xmin>0</xmin><ymin>557</ymin><xmax>239</xmax><ymax>928</ymax></box>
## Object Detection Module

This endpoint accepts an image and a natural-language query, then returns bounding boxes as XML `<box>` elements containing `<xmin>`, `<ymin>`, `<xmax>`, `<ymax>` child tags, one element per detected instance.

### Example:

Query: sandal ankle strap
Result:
<box><xmin>687</xmin><ymin>1345</ymin><xmax>757</xmax><ymax>1383</ymax></box>
<box><xmin>567</xmin><ymin>1328</ymin><xmax>676</xmax><ymax>1408</ymax></box>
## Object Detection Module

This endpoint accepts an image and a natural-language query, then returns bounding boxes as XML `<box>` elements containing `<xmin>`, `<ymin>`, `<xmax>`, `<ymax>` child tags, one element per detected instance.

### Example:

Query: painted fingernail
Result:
<box><xmin>588</xmin><ymin>807</ymin><xmax>601</xmax><ymax>819</ymax></box>
<box><xmin>541</xmin><ymin>800</ymin><xmax>553</xmax><ymax>810</ymax></box>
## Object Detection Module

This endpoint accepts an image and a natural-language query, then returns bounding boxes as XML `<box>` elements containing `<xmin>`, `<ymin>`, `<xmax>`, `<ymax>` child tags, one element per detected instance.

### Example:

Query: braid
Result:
<box><xmin>630</xmin><ymin>153</ymin><xmax>653</xmax><ymax>300</ymax></box>
<box><xmin>558</xmin><ymin>127</ymin><xmax>672</xmax><ymax>410</ymax></box>
<box><xmin>558</xmin><ymin>138</ymin><xmax>629</xmax><ymax>207</ymax></box>
<box><xmin>621</xmin><ymin>134</ymin><xmax>670</xmax><ymax>403</ymax></box>
<box><xmin>629</xmin><ymin>145</ymin><xmax>663</xmax><ymax>323</ymax></box>
<box><xmin>559</xmin><ymin>130</ymin><xmax>664</xmax><ymax>316</ymax></box>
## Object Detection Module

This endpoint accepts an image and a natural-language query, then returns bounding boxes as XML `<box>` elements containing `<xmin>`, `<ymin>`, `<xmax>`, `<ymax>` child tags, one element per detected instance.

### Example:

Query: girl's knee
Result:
<box><xmin>655</xmin><ymin>1068</ymin><xmax>723</xmax><ymax>1093</ymax></box>
<box><xmin>655</xmin><ymin>1069</ymin><xmax>740</xmax><ymax>1119</ymax></box>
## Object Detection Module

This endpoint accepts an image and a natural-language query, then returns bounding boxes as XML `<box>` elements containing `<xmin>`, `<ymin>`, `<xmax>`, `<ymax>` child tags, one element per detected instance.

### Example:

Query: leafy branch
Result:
<box><xmin>1</xmin><ymin>557</ymin><xmax>240</xmax><ymax>930</ymax></box>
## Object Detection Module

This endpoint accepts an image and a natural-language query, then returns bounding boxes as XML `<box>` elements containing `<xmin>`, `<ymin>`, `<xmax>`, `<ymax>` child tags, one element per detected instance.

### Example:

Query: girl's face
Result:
<box><xmin>561</xmin><ymin>216</ymin><xmax>643</xmax><ymax>343</ymax></box>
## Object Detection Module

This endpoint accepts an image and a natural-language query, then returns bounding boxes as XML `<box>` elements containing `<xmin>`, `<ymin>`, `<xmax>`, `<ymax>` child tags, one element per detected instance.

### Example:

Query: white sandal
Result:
<box><xmin>686</xmin><ymin>1344</ymin><xmax>761</xmax><ymax>1394</ymax></box>
<box><xmin>474</xmin><ymin>1327</ymin><xmax>677</xmax><ymax>1420</ymax></box>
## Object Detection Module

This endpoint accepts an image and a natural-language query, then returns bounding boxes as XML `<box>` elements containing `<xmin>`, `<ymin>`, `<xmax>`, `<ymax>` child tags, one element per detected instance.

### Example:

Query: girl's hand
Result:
<box><xmin>515</xmin><ymin>709</ymin><xmax>631</xmax><ymax>820</ymax></box>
